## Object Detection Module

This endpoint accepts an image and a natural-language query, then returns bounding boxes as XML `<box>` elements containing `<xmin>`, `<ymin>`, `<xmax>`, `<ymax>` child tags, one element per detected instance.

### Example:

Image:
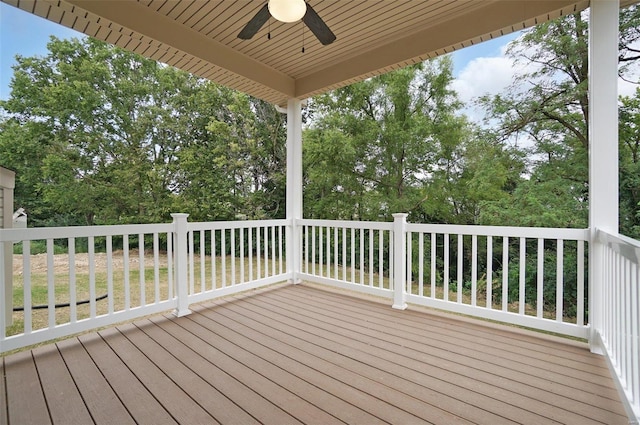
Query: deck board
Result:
<box><xmin>98</xmin><ymin>326</ymin><xmax>218</xmax><ymax>424</ymax></box>
<box><xmin>259</xmin><ymin>287</ymin><xmax>624</xmax><ymax>423</ymax></box>
<box><xmin>276</xmin><ymin>288</ymin><xmax>622</xmax><ymax>399</ymax></box>
<box><xmin>56</xmin><ymin>337</ymin><xmax>135</xmax><ymax>425</ymax></box>
<box><xmin>78</xmin><ymin>332</ymin><xmax>179</xmax><ymax>424</ymax></box>
<box><xmin>32</xmin><ymin>344</ymin><xmax>94</xmax><ymax>424</ymax></box>
<box><xmin>2</xmin><ymin>283</ymin><xmax>631</xmax><ymax>425</ymax></box>
<box><xmin>4</xmin><ymin>350</ymin><xmax>51</xmax><ymax>425</ymax></box>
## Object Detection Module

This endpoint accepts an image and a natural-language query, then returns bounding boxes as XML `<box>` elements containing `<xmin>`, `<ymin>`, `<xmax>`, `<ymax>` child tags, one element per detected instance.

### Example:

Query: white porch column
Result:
<box><xmin>171</xmin><ymin>213</ymin><xmax>192</xmax><ymax>317</ymax></box>
<box><xmin>392</xmin><ymin>213</ymin><xmax>408</xmax><ymax>310</ymax></box>
<box><xmin>588</xmin><ymin>0</ymin><xmax>619</xmax><ymax>352</ymax></box>
<box><xmin>286</xmin><ymin>98</ymin><xmax>303</xmax><ymax>284</ymax></box>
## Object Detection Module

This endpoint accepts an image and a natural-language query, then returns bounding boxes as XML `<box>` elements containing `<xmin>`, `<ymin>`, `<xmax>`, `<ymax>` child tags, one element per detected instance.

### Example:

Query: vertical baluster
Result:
<box><xmin>519</xmin><ymin>237</ymin><xmax>525</xmax><ymax>315</ymax></box>
<box><xmin>369</xmin><ymin>228</ymin><xmax>374</xmax><ymax>287</ymax></box>
<box><xmin>124</xmin><ymin>235</ymin><xmax>130</xmax><ymax>310</ymax></box>
<box><xmin>88</xmin><ymin>236</ymin><xmax>96</xmax><ymax>318</ymax></box>
<box><xmin>139</xmin><ymin>234</ymin><xmax>145</xmax><ymax>306</ymax></box>
<box><xmin>69</xmin><ymin>237</ymin><xmax>77</xmax><ymax>322</ymax></box>
<box><xmin>272</xmin><ymin>226</ymin><xmax>277</xmax><ymax>277</ymax></box>
<box><xmin>335</xmin><ymin>227</ymin><xmax>339</xmax><ymax>281</ymax></box>
<box><xmin>617</xmin><ymin>252</ymin><xmax>622</xmax><ymax>367</ymax></box>
<box><xmin>222</xmin><ymin>229</ymin><xmax>227</xmax><ymax>287</ymax></box>
<box><xmin>343</xmin><ymin>227</ymin><xmax>347</xmax><ymax>282</ymax></box>
<box><xmin>325</xmin><ymin>226</ymin><xmax>330</xmax><ymax>278</ymax></box>
<box><xmin>457</xmin><ymin>234</ymin><xmax>463</xmax><ymax>304</ymax></box>
<box><xmin>556</xmin><ymin>239</ymin><xmax>563</xmax><ymax>321</ymax></box>
<box><xmin>47</xmin><ymin>239</ymin><xmax>55</xmax><ymax>328</ymax></box>
<box><xmin>471</xmin><ymin>235</ymin><xmax>477</xmax><ymax>306</ymax></box>
<box><xmin>378</xmin><ymin>230</ymin><xmax>384</xmax><ymax>289</ymax></box>
<box><xmin>444</xmin><ymin>234</ymin><xmax>449</xmax><ymax>301</ymax></box>
<box><xmin>153</xmin><ymin>233</ymin><xmax>160</xmax><ymax>304</ymax></box>
<box><xmin>486</xmin><ymin>235</ymin><xmax>492</xmax><ymax>308</ymax></box>
<box><xmin>200</xmin><ymin>230</ymin><xmax>206</xmax><ymax>292</ymax></box>
<box><xmin>418</xmin><ymin>232</ymin><xmax>424</xmax><ymax>297</ymax></box>
<box><xmin>248</xmin><ymin>228</ymin><xmax>252</xmax><ymax>282</ymax></box>
<box><xmin>231</xmin><ymin>228</ymin><xmax>236</xmax><ymax>285</ymax></box>
<box><xmin>311</xmin><ymin>226</ymin><xmax>316</xmax><ymax>276</ymax></box>
<box><xmin>23</xmin><ymin>241</ymin><xmax>32</xmax><ymax>334</ymax></box>
<box><xmin>624</xmin><ymin>258</ymin><xmax>632</xmax><ymax>397</ymax></box>
<box><xmin>188</xmin><ymin>230</ymin><xmax>195</xmax><ymax>295</ymax></box>
<box><xmin>279</xmin><ymin>225</ymin><xmax>283</xmax><ymax>275</ymax></box>
<box><xmin>318</xmin><ymin>227</ymin><xmax>323</xmax><ymax>277</ymax></box>
<box><xmin>617</xmin><ymin>254</ymin><xmax>624</xmax><ymax>371</ymax></box>
<box><xmin>577</xmin><ymin>240</ymin><xmax>585</xmax><ymax>326</ymax></box>
<box><xmin>537</xmin><ymin>238</ymin><xmax>544</xmax><ymax>318</ymax></box>
<box><xmin>304</xmin><ymin>225</ymin><xmax>309</xmax><ymax>274</ymax></box>
<box><xmin>502</xmin><ymin>236</ymin><xmax>508</xmax><ymax>312</ymax></box>
<box><xmin>407</xmin><ymin>231</ymin><xmax>413</xmax><ymax>294</ymax></box>
<box><xmin>263</xmin><ymin>226</ymin><xmax>269</xmax><ymax>278</ymax></box>
<box><xmin>106</xmin><ymin>236</ymin><xmax>113</xmax><ymax>311</ymax></box>
<box><xmin>351</xmin><ymin>228</ymin><xmax>355</xmax><ymax>284</ymax></box>
<box><xmin>389</xmin><ymin>230</ymin><xmax>394</xmax><ymax>291</ymax></box>
<box><xmin>212</xmin><ymin>230</ymin><xmax>217</xmax><ymax>289</ymax></box>
<box><xmin>359</xmin><ymin>228</ymin><xmax>364</xmax><ymax>285</ymax></box>
<box><xmin>167</xmin><ymin>232</ymin><xmax>173</xmax><ymax>299</ymax></box>
<box><xmin>431</xmin><ymin>233</ymin><xmax>436</xmax><ymax>298</ymax></box>
<box><xmin>256</xmin><ymin>227</ymin><xmax>261</xmax><ymax>279</ymax></box>
<box><xmin>240</xmin><ymin>227</ymin><xmax>245</xmax><ymax>283</ymax></box>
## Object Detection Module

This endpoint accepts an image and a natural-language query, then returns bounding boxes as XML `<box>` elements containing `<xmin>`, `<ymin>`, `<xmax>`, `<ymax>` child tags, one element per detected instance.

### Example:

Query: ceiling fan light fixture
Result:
<box><xmin>268</xmin><ymin>0</ymin><xmax>307</xmax><ymax>23</ymax></box>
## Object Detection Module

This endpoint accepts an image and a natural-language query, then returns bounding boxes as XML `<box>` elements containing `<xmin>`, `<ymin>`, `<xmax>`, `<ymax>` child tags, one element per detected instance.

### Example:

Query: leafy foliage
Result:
<box><xmin>0</xmin><ymin>37</ymin><xmax>286</xmax><ymax>225</ymax></box>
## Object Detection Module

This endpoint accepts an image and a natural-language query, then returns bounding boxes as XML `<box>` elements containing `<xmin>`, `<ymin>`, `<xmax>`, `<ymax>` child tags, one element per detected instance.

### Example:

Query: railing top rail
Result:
<box><xmin>0</xmin><ymin>222</ymin><xmax>173</xmax><ymax>242</ymax></box>
<box><xmin>187</xmin><ymin>218</ymin><xmax>289</xmax><ymax>232</ymax></box>
<box><xmin>596</xmin><ymin>228</ymin><xmax>640</xmax><ymax>263</ymax></box>
<box><xmin>299</xmin><ymin>218</ymin><xmax>394</xmax><ymax>231</ymax></box>
<box><xmin>405</xmin><ymin>223</ymin><xmax>589</xmax><ymax>240</ymax></box>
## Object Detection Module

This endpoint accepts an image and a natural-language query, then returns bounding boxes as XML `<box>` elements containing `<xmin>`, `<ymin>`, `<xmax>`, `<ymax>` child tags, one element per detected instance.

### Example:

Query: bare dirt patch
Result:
<box><xmin>12</xmin><ymin>250</ymin><xmax>169</xmax><ymax>275</ymax></box>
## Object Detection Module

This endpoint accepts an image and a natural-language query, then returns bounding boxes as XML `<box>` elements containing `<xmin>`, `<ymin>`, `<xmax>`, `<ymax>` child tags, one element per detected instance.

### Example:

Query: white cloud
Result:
<box><xmin>450</xmin><ymin>54</ymin><xmax>520</xmax><ymax>124</ymax></box>
<box><xmin>451</xmin><ymin>39</ymin><xmax>640</xmax><ymax>124</ymax></box>
<box><xmin>452</xmin><ymin>56</ymin><xmax>515</xmax><ymax>102</ymax></box>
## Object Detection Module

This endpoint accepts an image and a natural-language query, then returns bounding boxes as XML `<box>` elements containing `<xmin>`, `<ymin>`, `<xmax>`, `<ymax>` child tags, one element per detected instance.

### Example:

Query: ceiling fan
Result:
<box><xmin>238</xmin><ymin>0</ymin><xmax>336</xmax><ymax>46</ymax></box>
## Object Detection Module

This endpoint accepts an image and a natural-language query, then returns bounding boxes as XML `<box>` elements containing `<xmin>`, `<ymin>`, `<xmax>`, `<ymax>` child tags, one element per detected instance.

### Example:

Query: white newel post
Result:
<box><xmin>286</xmin><ymin>98</ymin><xmax>303</xmax><ymax>284</ymax></box>
<box><xmin>172</xmin><ymin>213</ymin><xmax>192</xmax><ymax>317</ymax></box>
<box><xmin>0</xmin><ymin>167</ymin><xmax>16</xmax><ymax>326</ymax></box>
<box><xmin>588</xmin><ymin>0</ymin><xmax>619</xmax><ymax>353</ymax></box>
<box><xmin>392</xmin><ymin>213</ymin><xmax>408</xmax><ymax>310</ymax></box>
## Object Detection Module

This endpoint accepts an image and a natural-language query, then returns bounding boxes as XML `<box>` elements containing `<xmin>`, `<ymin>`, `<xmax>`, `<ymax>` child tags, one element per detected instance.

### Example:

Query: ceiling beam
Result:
<box><xmin>295</xmin><ymin>0</ymin><xmax>588</xmax><ymax>99</ymax></box>
<box><xmin>66</xmin><ymin>0</ymin><xmax>295</xmax><ymax>98</ymax></box>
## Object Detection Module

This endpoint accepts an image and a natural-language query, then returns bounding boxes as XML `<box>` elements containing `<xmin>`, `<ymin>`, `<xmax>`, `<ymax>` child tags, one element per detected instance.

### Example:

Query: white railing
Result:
<box><xmin>300</xmin><ymin>215</ymin><xmax>589</xmax><ymax>338</ymax></box>
<box><xmin>0</xmin><ymin>215</ymin><xmax>291</xmax><ymax>353</ymax></box>
<box><xmin>0</xmin><ymin>222</ymin><xmax>175</xmax><ymax>352</ymax></box>
<box><xmin>186</xmin><ymin>219</ymin><xmax>289</xmax><ymax>304</ymax></box>
<box><xmin>596</xmin><ymin>229</ymin><xmax>640</xmax><ymax>421</ymax></box>
<box><xmin>299</xmin><ymin>218</ymin><xmax>394</xmax><ymax>299</ymax></box>
<box><xmin>405</xmin><ymin>221</ymin><xmax>590</xmax><ymax>339</ymax></box>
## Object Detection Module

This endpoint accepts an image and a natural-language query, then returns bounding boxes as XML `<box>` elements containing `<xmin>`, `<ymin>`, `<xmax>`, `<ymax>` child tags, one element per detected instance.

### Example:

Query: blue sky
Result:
<box><xmin>0</xmin><ymin>3</ymin><xmax>84</xmax><ymax>100</ymax></box>
<box><xmin>0</xmin><ymin>2</ymin><xmax>518</xmax><ymax>102</ymax></box>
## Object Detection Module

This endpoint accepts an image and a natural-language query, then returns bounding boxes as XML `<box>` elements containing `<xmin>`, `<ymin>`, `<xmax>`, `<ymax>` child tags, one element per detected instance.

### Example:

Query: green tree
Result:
<box><xmin>0</xmin><ymin>37</ymin><xmax>288</xmax><ymax>225</ymax></box>
<box><xmin>306</xmin><ymin>58</ymin><xmax>470</xmax><ymax>222</ymax></box>
<box><xmin>479</xmin><ymin>6</ymin><xmax>640</xmax><ymax>232</ymax></box>
<box><xmin>620</xmin><ymin>88</ymin><xmax>640</xmax><ymax>238</ymax></box>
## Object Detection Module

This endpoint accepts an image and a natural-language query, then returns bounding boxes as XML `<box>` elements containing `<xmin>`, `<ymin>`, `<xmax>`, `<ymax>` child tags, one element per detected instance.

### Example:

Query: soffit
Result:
<box><xmin>1</xmin><ymin>0</ymin><xmax>617</xmax><ymax>106</ymax></box>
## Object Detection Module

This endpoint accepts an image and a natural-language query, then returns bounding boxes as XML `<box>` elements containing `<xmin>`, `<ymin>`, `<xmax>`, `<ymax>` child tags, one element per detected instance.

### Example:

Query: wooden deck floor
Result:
<box><xmin>1</xmin><ymin>283</ymin><xmax>630</xmax><ymax>425</ymax></box>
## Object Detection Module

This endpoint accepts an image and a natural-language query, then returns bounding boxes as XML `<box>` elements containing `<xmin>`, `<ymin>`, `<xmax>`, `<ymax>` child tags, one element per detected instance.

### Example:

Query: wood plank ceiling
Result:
<box><xmin>0</xmin><ymin>0</ymin><xmax>604</xmax><ymax>106</ymax></box>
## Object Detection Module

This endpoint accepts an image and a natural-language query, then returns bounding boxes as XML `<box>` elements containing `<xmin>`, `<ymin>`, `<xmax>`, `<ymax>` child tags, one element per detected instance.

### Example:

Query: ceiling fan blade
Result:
<box><xmin>302</xmin><ymin>3</ymin><xmax>336</xmax><ymax>46</ymax></box>
<box><xmin>238</xmin><ymin>4</ymin><xmax>270</xmax><ymax>40</ymax></box>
